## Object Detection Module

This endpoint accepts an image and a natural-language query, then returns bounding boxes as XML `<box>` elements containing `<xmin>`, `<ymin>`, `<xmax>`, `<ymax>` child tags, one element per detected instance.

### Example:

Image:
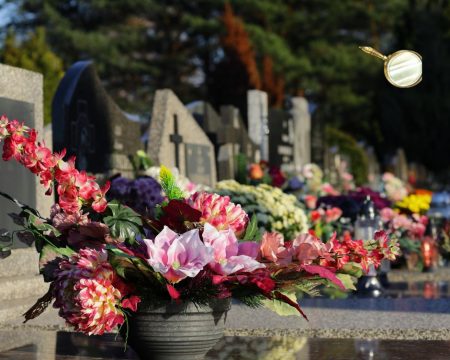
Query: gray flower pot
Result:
<box><xmin>125</xmin><ymin>298</ymin><xmax>231</xmax><ymax>360</ymax></box>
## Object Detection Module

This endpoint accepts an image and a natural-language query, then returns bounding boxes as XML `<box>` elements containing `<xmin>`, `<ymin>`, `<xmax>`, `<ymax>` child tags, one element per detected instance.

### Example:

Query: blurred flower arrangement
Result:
<box><xmin>248</xmin><ymin>161</ymin><xmax>287</xmax><ymax>188</ymax></box>
<box><xmin>382</xmin><ymin>172</ymin><xmax>408</xmax><ymax>202</ymax></box>
<box><xmin>0</xmin><ymin>116</ymin><xmax>400</xmax><ymax>339</ymax></box>
<box><xmin>380</xmin><ymin>207</ymin><xmax>428</xmax><ymax>270</ymax></box>
<box><xmin>395</xmin><ymin>192</ymin><xmax>432</xmax><ymax>215</ymax></box>
<box><xmin>216</xmin><ymin>180</ymin><xmax>308</xmax><ymax>239</ymax></box>
<box><xmin>309</xmin><ymin>206</ymin><xmax>344</xmax><ymax>242</ymax></box>
<box><xmin>108</xmin><ymin>176</ymin><xmax>164</xmax><ymax>216</ymax></box>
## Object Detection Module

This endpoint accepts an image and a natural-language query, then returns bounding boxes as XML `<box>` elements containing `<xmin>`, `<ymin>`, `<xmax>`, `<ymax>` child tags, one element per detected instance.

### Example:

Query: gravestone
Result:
<box><xmin>268</xmin><ymin>109</ymin><xmax>295</xmax><ymax>172</ymax></box>
<box><xmin>311</xmin><ymin>114</ymin><xmax>325</xmax><ymax>168</ymax></box>
<box><xmin>220</xmin><ymin>106</ymin><xmax>259</xmax><ymax>164</ymax></box>
<box><xmin>366</xmin><ymin>146</ymin><xmax>381</xmax><ymax>189</ymax></box>
<box><xmin>0</xmin><ymin>64</ymin><xmax>52</xmax><ymax>231</ymax></box>
<box><xmin>291</xmin><ymin>96</ymin><xmax>311</xmax><ymax>171</ymax></box>
<box><xmin>148</xmin><ymin>89</ymin><xmax>217</xmax><ymax>186</ymax></box>
<box><xmin>52</xmin><ymin>61</ymin><xmax>142</xmax><ymax>178</ymax></box>
<box><xmin>247</xmin><ymin>90</ymin><xmax>269</xmax><ymax>160</ymax></box>
<box><xmin>393</xmin><ymin>148</ymin><xmax>408</xmax><ymax>182</ymax></box>
<box><xmin>188</xmin><ymin>101</ymin><xmax>259</xmax><ymax>181</ymax></box>
<box><xmin>0</xmin><ymin>64</ymin><xmax>51</xmax><ymax>321</ymax></box>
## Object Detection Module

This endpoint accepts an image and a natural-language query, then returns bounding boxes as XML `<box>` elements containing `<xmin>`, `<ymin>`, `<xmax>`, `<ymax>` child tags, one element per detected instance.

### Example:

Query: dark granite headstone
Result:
<box><xmin>311</xmin><ymin>115</ymin><xmax>325</xmax><ymax>167</ymax></box>
<box><xmin>268</xmin><ymin>109</ymin><xmax>294</xmax><ymax>170</ymax></box>
<box><xmin>52</xmin><ymin>61</ymin><xmax>142</xmax><ymax>176</ymax></box>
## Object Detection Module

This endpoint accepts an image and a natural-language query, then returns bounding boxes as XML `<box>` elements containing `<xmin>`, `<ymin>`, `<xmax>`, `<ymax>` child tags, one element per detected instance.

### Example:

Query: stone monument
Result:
<box><xmin>52</xmin><ymin>61</ymin><xmax>142</xmax><ymax>178</ymax></box>
<box><xmin>148</xmin><ymin>90</ymin><xmax>217</xmax><ymax>186</ymax></box>
<box><xmin>0</xmin><ymin>64</ymin><xmax>52</xmax><ymax>229</ymax></box>
<box><xmin>268</xmin><ymin>109</ymin><xmax>295</xmax><ymax>172</ymax></box>
<box><xmin>291</xmin><ymin>96</ymin><xmax>311</xmax><ymax>171</ymax></box>
<box><xmin>247</xmin><ymin>90</ymin><xmax>269</xmax><ymax>161</ymax></box>
<box><xmin>0</xmin><ymin>64</ymin><xmax>50</xmax><ymax>323</ymax></box>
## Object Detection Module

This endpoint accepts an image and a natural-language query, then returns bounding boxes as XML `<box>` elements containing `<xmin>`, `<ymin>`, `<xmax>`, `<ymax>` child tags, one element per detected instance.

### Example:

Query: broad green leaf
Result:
<box><xmin>262</xmin><ymin>292</ymin><xmax>301</xmax><ymax>317</ymax></box>
<box><xmin>336</xmin><ymin>273</ymin><xmax>356</xmax><ymax>291</ymax></box>
<box><xmin>104</xmin><ymin>201</ymin><xmax>143</xmax><ymax>244</ymax></box>
<box><xmin>341</xmin><ymin>262</ymin><xmax>363</xmax><ymax>278</ymax></box>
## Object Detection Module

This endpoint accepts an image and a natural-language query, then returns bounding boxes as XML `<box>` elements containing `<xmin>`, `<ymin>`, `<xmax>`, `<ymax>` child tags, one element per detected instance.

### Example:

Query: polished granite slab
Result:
<box><xmin>1</xmin><ymin>331</ymin><xmax>450</xmax><ymax>360</ymax></box>
<box><xmin>2</xmin><ymin>276</ymin><xmax>450</xmax><ymax>343</ymax></box>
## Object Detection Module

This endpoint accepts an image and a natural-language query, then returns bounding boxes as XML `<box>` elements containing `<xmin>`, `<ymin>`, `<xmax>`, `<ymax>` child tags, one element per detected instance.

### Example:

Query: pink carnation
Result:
<box><xmin>187</xmin><ymin>192</ymin><xmax>249</xmax><ymax>237</ymax></box>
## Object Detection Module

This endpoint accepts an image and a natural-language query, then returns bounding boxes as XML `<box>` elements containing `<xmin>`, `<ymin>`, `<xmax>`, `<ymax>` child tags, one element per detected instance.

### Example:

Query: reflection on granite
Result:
<box><xmin>1</xmin><ymin>331</ymin><xmax>450</xmax><ymax>360</ymax></box>
<box><xmin>388</xmin><ymin>268</ymin><xmax>450</xmax><ymax>283</ymax></box>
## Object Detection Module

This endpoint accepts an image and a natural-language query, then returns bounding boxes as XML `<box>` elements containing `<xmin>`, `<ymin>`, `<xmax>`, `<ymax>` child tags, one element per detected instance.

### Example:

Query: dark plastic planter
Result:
<box><xmin>125</xmin><ymin>298</ymin><xmax>231</xmax><ymax>360</ymax></box>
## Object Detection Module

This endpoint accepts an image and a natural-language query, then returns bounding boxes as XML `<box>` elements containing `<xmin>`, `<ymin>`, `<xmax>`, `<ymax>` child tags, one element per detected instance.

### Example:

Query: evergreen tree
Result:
<box><xmin>1</xmin><ymin>27</ymin><xmax>64</xmax><ymax>124</ymax></box>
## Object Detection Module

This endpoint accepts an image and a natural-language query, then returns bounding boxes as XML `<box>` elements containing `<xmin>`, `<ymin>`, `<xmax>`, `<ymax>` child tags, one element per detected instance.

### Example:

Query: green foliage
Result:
<box><xmin>235</xmin><ymin>153</ymin><xmax>248</xmax><ymax>185</ymax></box>
<box><xmin>326</xmin><ymin>127</ymin><xmax>369</xmax><ymax>185</ymax></box>
<box><xmin>104</xmin><ymin>201</ymin><xmax>143</xmax><ymax>244</ymax></box>
<box><xmin>1</xmin><ymin>27</ymin><xmax>64</xmax><ymax>124</ymax></box>
<box><xmin>262</xmin><ymin>292</ymin><xmax>301</xmax><ymax>317</ymax></box>
<box><xmin>159</xmin><ymin>165</ymin><xmax>185</xmax><ymax>201</ymax></box>
<box><xmin>242</xmin><ymin>214</ymin><xmax>261</xmax><ymax>242</ymax></box>
<box><xmin>399</xmin><ymin>238</ymin><xmax>421</xmax><ymax>254</ymax></box>
<box><xmin>130</xmin><ymin>150</ymin><xmax>153</xmax><ymax>174</ymax></box>
<box><xmin>336</xmin><ymin>273</ymin><xmax>356</xmax><ymax>291</ymax></box>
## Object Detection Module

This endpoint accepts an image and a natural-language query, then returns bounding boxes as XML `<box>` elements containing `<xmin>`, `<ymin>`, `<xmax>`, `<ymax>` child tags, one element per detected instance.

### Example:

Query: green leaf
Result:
<box><xmin>242</xmin><ymin>214</ymin><xmax>261</xmax><ymax>241</ymax></box>
<box><xmin>25</xmin><ymin>210</ymin><xmax>61</xmax><ymax>237</ymax></box>
<box><xmin>336</xmin><ymin>273</ymin><xmax>356</xmax><ymax>291</ymax></box>
<box><xmin>262</xmin><ymin>292</ymin><xmax>301</xmax><ymax>317</ymax></box>
<box><xmin>159</xmin><ymin>165</ymin><xmax>185</xmax><ymax>200</ymax></box>
<box><xmin>340</xmin><ymin>262</ymin><xmax>363</xmax><ymax>278</ymax></box>
<box><xmin>104</xmin><ymin>201</ymin><xmax>143</xmax><ymax>244</ymax></box>
<box><xmin>108</xmin><ymin>250</ymin><xmax>161</xmax><ymax>286</ymax></box>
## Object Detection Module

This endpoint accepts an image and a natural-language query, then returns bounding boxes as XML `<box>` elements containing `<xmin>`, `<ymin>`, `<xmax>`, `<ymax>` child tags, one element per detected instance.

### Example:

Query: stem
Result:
<box><xmin>359</xmin><ymin>46</ymin><xmax>387</xmax><ymax>61</ymax></box>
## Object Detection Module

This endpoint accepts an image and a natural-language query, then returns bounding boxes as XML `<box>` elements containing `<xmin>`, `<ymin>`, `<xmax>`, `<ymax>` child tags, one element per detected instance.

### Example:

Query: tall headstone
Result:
<box><xmin>393</xmin><ymin>148</ymin><xmax>408</xmax><ymax>182</ymax></box>
<box><xmin>52</xmin><ymin>61</ymin><xmax>142</xmax><ymax>178</ymax></box>
<box><xmin>311</xmin><ymin>114</ymin><xmax>325</xmax><ymax>168</ymax></box>
<box><xmin>0</xmin><ymin>64</ymin><xmax>52</xmax><ymax>230</ymax></box>
<box><xmin>366</xmin><ymin>146</ymin><xmax>381</xmax><ymax>189</ymax></box>
<box><xmin>247</xmin><ymin>90</ymin><xmax>269</xmax><ymax>160</ymax></box>
<box><xmin>148</xmin><ymin>90</ymin><xmax>217</xmax><ymax>186</ymax></box>
<box><xmin>268</xmin><ymin>109</ymin><xmax>295</xmax><ymax>172</ymax></box>
<box><xmin>220</xmin><ymin>106</ymin><xmax>259</xmax><ymax>163</ymax></box>
<box><xmin>291</xmin><ymin>96</ymin><xmax>311</xmax><ymax>171</ymax></box>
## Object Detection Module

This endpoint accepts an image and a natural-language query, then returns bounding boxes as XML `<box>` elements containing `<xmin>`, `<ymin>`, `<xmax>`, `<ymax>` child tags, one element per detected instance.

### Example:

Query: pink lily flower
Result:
<box><xmin>202</xmin><ymin>223</ymin><xmax>264</xmax><ymax>275</ymax></box>
<box><xmin>144</xmin><ymin>227</ymin><xmax>213</xmax><ymax>283</ymax></box>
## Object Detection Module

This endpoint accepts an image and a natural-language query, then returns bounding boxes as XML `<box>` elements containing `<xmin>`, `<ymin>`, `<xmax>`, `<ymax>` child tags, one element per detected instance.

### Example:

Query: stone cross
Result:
<box><xmin>169</xmin><ymin>114</ymin><xmax>183</xmax><ymax>169</ymax></box>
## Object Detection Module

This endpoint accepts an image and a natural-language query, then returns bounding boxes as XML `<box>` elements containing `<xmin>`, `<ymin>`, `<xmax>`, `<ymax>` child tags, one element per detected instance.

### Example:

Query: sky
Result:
<box><xmin>0</xmin><ymin>1</ymin><xmax>15</xmax><ymax>27</ymax></box>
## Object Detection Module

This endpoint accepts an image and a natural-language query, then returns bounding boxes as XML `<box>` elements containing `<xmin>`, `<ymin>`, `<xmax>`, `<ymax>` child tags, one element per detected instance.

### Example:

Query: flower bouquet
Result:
<box><xmin>380</xmin><ymin>207</ymin><xmax>428</xmax><ymax>270</ymax></box>
<box><xmin>0</xmin><ymin>116</ymin><xmax>399</xmax><ymax>359</ymax></box>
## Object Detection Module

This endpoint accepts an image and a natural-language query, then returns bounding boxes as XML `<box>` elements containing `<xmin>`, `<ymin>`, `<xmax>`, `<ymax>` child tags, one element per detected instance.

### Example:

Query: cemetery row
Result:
<box><xmin>0</xmin><ymin>61</ymin><xmax>444</xmax><ymax>270</ymax></box>
<box><xmin>0</xmin><ymin>60</ymin><xmax>447</xmax><ymax>329</ymax></box>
